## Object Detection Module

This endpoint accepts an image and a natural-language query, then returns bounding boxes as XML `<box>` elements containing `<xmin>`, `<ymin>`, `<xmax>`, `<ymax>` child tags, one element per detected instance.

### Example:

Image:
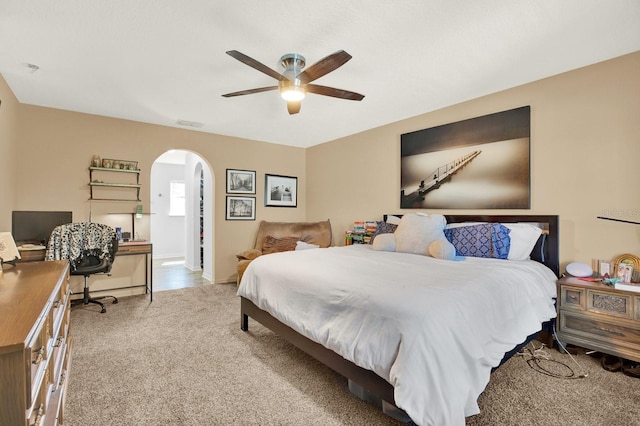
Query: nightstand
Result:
<box><xmin>556</xmin><ymin>277</ymin><xmax>640</xmax><ymax>362</ymax></box>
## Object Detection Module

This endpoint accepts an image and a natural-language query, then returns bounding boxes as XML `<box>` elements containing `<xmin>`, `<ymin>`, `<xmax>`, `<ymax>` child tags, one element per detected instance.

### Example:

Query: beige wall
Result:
<box><xmin>0</xmin><ymin>75</ymin><xmax>19</xmax><ymax>231</ymax></box>
<box><xmin>13</xmin><ymin>106</ymin><xmax>306</xmax><ymax>283</ymax></box>
<box><xmin>3</xmin><ymin>52</ymin><xmax>639</xmax><ymax>281</ymax></box>
<box><xmin>307</xmin><ymin>52</ymin><xmax>640</xmax><ymax>270</ymax></box>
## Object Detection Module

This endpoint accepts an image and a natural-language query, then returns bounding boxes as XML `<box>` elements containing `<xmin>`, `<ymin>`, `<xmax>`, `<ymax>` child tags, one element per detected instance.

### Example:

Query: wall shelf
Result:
<box><xmin>90</xmin><ymin>182</ymin><xmax>141</xmax><ymax>188</ymax></box>
<box><xmin>89</xmin><ymin>166</ymin><xmax>140</xmax><ymax>174</ymax></box>
<box><xmin>89</xmin><ymin>167</ymin><xmax>141</xmax><ymax>201</ymax></box>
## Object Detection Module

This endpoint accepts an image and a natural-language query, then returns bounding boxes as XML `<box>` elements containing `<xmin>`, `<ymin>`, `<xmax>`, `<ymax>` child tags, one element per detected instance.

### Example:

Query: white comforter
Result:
<box><xmin>237</xmin><ymin>245</ymin><xmax>557</xmax><ymax>426</ymax></box>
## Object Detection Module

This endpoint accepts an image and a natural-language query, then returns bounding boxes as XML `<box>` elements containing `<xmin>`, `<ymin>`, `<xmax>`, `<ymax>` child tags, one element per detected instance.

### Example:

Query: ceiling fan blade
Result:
<box><xmin>287</xmin><ymin>101</ymin><xmax>301</xmax><ymax>115</ymax></box>
<box><xmin>306</xmin><ymin>84</ymin><xmax>365</xmax><ymax>101</ymax></box>
<box><xmin>226</xmin><ymin>50</ymin><xmax>286</xmax><ymax>81</ymax></box>
<box><xmin>297</xmin><ymin>50</ymin><xmax>352</xmax><ymax>83</ymax></box>
<box><xmin>221</xmin><ymin>86</ymin><xmax>278</xmax><ymax>97</ymax></box>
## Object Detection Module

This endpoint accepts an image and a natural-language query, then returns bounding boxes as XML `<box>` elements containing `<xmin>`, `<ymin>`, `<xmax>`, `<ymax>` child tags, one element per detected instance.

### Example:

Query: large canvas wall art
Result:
<box><xmin>400</xmin><ymin>106</ymin><xmax>531</xmax><ymax>209</ymax></box>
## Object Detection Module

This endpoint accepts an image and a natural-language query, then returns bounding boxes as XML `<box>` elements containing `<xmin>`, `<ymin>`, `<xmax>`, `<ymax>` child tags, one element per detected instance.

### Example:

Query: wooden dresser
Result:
<box><xmin>0</xmin><ymin>261</ymin><xmax>72</xmax><ymax>425</ymax></box>
<box><xmin>556</xmin><ymin>276</ymin><xmax>640</xmax><ymax>362</ymax></box>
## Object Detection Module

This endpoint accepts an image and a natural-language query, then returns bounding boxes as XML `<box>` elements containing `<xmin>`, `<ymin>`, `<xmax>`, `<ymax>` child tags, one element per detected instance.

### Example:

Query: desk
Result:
<box><xmin>17</xmin><ymin>242</ymin><xmax>153</xmax><ymax>301</ymax></box>
<box><xmin>115</xmin><ymin>241</ymin><xmax>153</xmax><ymax>301</ymax></box>
<box><xmin>17</xmin><ymin>248</ymin><xmax>46</xmax><ymax>262</ymax></box>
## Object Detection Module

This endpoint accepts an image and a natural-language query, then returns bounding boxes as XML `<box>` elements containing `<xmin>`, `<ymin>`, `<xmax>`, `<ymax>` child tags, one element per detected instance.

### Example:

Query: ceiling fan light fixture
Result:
<box><xmin>280</xmin><ymin>86</ymin><xmax>306</xmax><ymax>101</ymax></box>
<box><xmin>222</xmin><ymin>50</ymin><xmax>363</xmax><ymax>114</ymax></box>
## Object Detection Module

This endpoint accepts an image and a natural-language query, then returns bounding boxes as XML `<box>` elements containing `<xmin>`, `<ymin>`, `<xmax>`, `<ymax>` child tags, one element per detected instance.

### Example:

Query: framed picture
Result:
<box><xmin>225</xmin><ymin>196</ymin><xmax>255</xmax><ymax>220</ymax></box>
<box><xmin>226</xmin><ymin>169</ymin><xmax>256</xmax><ymax>194</ymax></box>
<box><xmin>400</xmin><ymin>106</ymin><xmax>530</xmax><ymax>209</ymax></box>
<box><xmin>616</xmin><ymin>262</ymin><xmax>634</xmax><ymax>283</ymax></box>
<box><xmin>598</xmin><ymin>259</ymin><xmax>612</xmax><ymax>277</ymax></box>
<box><xmin>264</xmin><ymin>174</ymin><xmax>297</xmax><ymax>207</ymax></box>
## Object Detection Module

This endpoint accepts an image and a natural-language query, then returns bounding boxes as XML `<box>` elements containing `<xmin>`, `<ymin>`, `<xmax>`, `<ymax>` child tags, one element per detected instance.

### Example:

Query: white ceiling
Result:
<box><xmin>1</xmin><ymin>1</ymin><xmax>639</xmax><ymax>148</ymax></box>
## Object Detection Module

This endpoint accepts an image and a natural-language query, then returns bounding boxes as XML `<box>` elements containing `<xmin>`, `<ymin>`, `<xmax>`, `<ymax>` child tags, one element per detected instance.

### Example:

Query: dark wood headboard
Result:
<box><xmin>383</xmin><ymin>214</ymin><xmax>559</xmax><ymax>277</ymax></box>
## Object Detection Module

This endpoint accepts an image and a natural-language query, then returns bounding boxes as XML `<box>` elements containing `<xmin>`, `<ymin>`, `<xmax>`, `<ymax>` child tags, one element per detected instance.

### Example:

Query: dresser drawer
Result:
<box><xmin>26</xmin><ymin>314</ymin><xmax>51</xmax><ymax>410</ymax></box>
<box><xmin>559</xmin><ymin>285</ymin><xmax>585</xmax><ymax>310</ymax></box>
<box><xmin>559</xmin><ymin>310</ymin><xmax>640</xmax><ymax>350</ymax></box>
<box><xmin>587</xmin><ymin>289</ymin><xmax>633</xmax><ymax>319</ymax></box>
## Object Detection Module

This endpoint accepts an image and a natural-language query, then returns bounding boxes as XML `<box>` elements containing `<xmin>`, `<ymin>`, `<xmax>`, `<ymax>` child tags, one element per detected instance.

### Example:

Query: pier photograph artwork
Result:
<box><xmin>400</xmin><ymin>106</ymin><xmax>531</xmax><ymax>209</ymax></box>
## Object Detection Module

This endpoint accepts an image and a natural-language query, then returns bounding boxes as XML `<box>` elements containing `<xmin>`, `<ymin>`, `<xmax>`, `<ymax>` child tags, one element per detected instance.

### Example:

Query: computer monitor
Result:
<box><xmin>11</xmin><ymin>211</ymin><xmax>73</xmax><ymax>245</ymax></box>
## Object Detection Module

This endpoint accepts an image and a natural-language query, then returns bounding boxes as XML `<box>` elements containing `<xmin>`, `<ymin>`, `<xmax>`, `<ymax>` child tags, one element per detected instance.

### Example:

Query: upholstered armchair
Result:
<box><xmin>236</xmin><ymin>219</ymin><xmax>332</xmax><ymax>284</ymax></box>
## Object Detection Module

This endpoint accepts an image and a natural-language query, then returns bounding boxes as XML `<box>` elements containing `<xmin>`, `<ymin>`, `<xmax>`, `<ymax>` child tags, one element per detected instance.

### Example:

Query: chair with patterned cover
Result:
<box><xmin>46</xmin><ymin>222</ymin><xmax>119</xmax><ymax>313</ymax></box>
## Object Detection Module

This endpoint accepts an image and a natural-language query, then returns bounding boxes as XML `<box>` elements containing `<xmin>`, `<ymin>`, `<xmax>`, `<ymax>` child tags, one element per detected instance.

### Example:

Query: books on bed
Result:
<box><xmin>352</xmin><ymin>221</ymin><xmax>378</xmax><ymax>244</ymax></box>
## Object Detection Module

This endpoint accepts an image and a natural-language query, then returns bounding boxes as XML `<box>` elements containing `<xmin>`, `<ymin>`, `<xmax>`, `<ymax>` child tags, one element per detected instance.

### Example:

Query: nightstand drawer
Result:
<box><xmin>587</xmin><ymin>289</ymin><xmax>633</xmax><ymax>319</ymax></box>
<box><xmin>559</xmin><ymin>285</ymin><xmax>585</xmax><ymax>310</ymax></box>
<box><xmin>560</xmin><ymin>310</ymin><xmax>640</xmax><ymax>350</ymax></box>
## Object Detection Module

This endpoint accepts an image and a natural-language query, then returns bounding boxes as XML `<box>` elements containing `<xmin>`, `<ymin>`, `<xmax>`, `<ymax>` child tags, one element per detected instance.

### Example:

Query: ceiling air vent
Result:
<box><xmin>176</xmin><ymin>120</ymin><xmax>204</xmax><ymax>128</ymax></box>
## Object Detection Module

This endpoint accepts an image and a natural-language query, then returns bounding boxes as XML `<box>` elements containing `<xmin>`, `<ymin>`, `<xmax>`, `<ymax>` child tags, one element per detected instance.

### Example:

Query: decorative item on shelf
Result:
<box><xmin>101</xmin><ymin>159</ymin><xmax>138</xmax><ymax>170</ymax></box>
<box><xmin>612</xmin><ymin>253</ymin><xmax>640</xmax><ymax>283</ymax></box>
<box><xmin>91</xmin><ymin>155</ymin><xmax>101</xmax><ymax>167</ymax></box>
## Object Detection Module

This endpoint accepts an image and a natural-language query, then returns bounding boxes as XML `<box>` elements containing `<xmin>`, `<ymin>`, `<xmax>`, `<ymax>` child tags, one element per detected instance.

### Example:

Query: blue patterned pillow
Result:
<box><xmin>443</xmin><ymin>223</ymin><xmax>511</xmax><ymax>259</ymax></box>
<box><xmin>369</xmin><ymin>221</ymin><xmax>398</xmax><ymax>244</ymax></box>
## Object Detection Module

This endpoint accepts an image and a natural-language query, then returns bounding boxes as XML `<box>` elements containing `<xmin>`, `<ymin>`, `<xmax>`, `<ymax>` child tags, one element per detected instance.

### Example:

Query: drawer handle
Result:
<box><xmin>53</xmin><ymin>300</ymin><xmax>61</xmax><ymax>309</ymax></box>
<box><xmin>33</xmin><ymin>347</ymin><xmax>45</xmax><ymax>365</ymax></box>
<box><xmin>595</xmin><ymin>326</ymin><xmax>624</xmax><ymax>336</ymax></box>
<box><xmin>54</xmin><ymin>336</ymin><xmax>64</xmax><ymax>347</ymax></box>
<box><xmin>59</xmin><ymin>370</ymin><xmax>67</xmax><ymax>387</ymax></box>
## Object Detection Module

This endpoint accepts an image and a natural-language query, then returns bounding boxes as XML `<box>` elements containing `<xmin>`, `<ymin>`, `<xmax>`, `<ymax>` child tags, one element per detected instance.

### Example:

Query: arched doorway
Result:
<box><xmin>150</xmin><ymin>150</ymin><xmax>214</xmax><ymax>289</ymax></box>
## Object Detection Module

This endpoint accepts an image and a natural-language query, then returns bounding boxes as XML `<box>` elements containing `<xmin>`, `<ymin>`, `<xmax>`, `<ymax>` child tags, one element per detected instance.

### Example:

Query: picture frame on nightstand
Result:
<box><xmin>598</xmin><ymin>259</ymin><xmax>612</xmax><ymax>276</ymax></box>
<box><xmin>616</xmin><ymin>262</ymin><xmax>634</xmax><ymax>283</ymax></box>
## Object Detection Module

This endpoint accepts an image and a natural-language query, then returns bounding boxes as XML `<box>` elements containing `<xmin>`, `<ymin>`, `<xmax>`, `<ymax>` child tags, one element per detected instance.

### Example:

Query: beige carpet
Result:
<box><xmin>66</xmin><ymin>284</ymin><xmax>640</xmax><ymax>425</ymax></box>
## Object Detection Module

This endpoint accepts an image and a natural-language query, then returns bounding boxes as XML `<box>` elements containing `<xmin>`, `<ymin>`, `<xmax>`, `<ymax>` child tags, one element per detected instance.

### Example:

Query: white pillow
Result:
<box><xmin>372</xmin><ymin>233</ymin><xmax>396</xmax><ymax>252</ymax></box>
<box><xmin>504</xmin><ymin>223</ymin><xmax>542</xmax><ymax>260</ymax></box>
<box><xmin>428</xmin><ymin>238</ymin><xmax>456</xmax><ymax>260</ymax></box>
<box><xmin>386</xmin><ymin>215</ymin><xmax>402</xmax><ymax>225</ymax></box>
<box><xmin>394</xmin><ymin>213</ymin><xmax>446</xmax><ymax>256</ymax></box>
<box><xmin>295</xmin><ymin>241</ymin><xmax>320</xmax><ymax>250</ymax></box>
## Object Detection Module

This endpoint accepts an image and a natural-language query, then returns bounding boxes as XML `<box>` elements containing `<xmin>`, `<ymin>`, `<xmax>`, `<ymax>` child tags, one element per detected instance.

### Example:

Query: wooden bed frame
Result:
<box><xmin>240</xmin><ymin>214</ymin><xmax>559</xmax><ymax>419</ymax></box>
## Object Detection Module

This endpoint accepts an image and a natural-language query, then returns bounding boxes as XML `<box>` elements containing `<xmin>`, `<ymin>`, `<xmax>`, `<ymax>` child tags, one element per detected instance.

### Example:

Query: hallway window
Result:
<box><xmin>169</xmin><ymin>180</ymin><xmax>185</xmax><ymax>216</ymax></box>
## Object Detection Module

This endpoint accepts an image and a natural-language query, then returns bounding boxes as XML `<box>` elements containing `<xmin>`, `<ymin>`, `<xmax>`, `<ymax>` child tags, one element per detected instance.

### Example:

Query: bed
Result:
<box><xmin>237</xmin><ymin>214</ymin><xmax>559</xmax><ymax>426</ymax></box>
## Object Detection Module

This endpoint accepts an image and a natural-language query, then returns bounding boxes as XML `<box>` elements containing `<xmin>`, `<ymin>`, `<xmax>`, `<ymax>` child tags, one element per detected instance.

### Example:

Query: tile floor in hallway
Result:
<box><xmin>153</xmin><ymin>257</ymin><xmax>211</xmax><ymax>292</ymax></box>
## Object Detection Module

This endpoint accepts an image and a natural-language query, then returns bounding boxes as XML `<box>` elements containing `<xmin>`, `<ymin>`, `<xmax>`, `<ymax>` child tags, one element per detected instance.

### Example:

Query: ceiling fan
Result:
<box><xmin>222</xmin><ymin>50</ymin><xmax>365</xmax><ymax>115</ymax></box>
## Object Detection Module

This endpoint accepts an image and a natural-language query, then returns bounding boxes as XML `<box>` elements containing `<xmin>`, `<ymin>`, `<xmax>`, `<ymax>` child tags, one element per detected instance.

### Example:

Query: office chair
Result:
<box><xmin>46</xmin><ymin>222</ymin><xmax>119</xmax><ymax>313</ymax></box>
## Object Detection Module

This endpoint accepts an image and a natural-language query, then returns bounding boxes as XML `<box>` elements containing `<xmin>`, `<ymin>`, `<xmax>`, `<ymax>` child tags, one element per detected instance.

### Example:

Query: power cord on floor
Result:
<box><xmin>552</xmin><ymin>323</ymin><xmax>589</xmax><ymax>378</ymax></box>
<box><xmin>516</xmin><ymin>327</ymin><xmax>589</xmax><ymax>379</ymax></box>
